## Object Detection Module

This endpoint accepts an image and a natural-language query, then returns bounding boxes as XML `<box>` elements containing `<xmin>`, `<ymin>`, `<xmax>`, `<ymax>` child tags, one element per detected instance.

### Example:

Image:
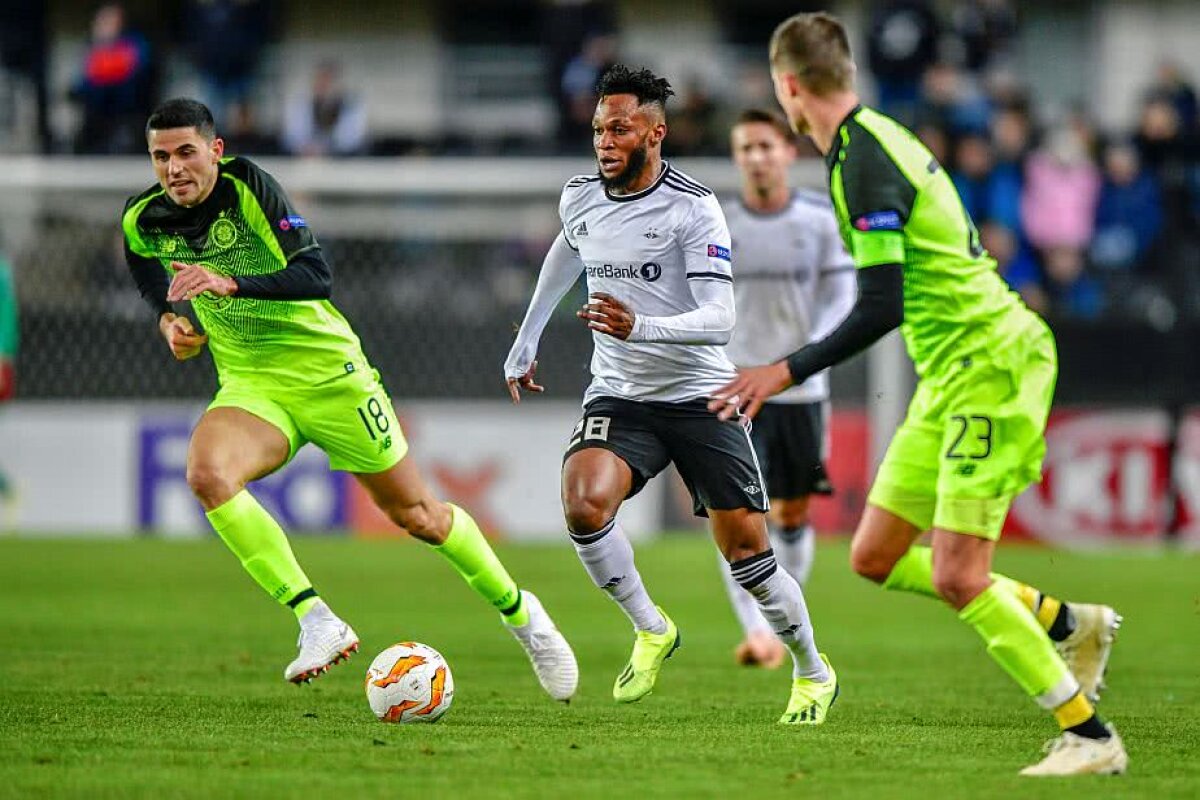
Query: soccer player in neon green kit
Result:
<box><xmin>122</xmin><ymin>98</ymin><xmax>577</xmax><ymax>699</ymax></box>
<box><xmin>712</xmin><ymin>13</ymin><xmax>1128</xmax><ymax>775</ymax></box>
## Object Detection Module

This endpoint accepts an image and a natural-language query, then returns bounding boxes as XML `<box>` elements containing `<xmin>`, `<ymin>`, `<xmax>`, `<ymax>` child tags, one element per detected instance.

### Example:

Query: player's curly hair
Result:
<box><xmin>595</xmin><ymin>65</ymin><xmax>675</xmax><ymax>110</ymax></box>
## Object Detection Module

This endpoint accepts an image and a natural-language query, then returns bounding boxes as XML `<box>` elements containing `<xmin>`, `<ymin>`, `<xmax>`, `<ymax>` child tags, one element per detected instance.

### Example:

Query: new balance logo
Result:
<box><xmin>573</xmin><ymin>221</ymin><xmax>589</xmax><ymax>238</ymax></box>
<box><xmin>956</xmin><ymin>463</ymin><xmax>977</xmax><ymax>476</ymax></box>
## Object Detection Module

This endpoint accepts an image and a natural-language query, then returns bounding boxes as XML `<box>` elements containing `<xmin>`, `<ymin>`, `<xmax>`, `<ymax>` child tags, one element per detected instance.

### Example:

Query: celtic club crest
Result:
<box><xmin>210</xmin><ymin>218</ymin><xmax>238</xmax><ymax>250</ymax></box>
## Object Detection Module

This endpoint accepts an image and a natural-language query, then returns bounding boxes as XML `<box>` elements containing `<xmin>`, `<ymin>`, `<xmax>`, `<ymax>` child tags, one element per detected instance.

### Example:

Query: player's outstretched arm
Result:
<box><xmin>710</xmin><ymin>262</ymin><xmax>903</xmax><ymax>420</ymax></box>
<box><xmin>504</xmin><ymin>232</ymin><xmax>584</xmax><ymax>403</ymax></box>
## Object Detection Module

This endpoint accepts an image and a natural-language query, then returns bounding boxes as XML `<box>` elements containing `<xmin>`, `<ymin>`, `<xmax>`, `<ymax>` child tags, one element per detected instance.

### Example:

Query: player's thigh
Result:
<box><xmin>932</xmin><ymin>349</ymin><xmax>1056</xmax><ymax>540</ymax></box>
<box><xmin>292</xmin><ymin>369</ymin><xmax>409</xmax><ymax>474</ymax></box>
<box><xmin>849</xmin><ymin>503</ymin><xmax>925</xmax><ymax>582</ymax></box>
<box><xmin>561</xmin><ymin>397</ymin><xmax>668</xmax><ymax>531</ymax></box>
<box><xmin>866</xmin><ymin>390</ymin><xmax>941</xmax><ymax>534</ymax></box>
<box><xmin>187</xmin><ymin>404</ymin><xmax>293</xmax><ymax>505</ymax></box>
<box><xmin>657</xmin><ymin>400</ymin><xmax>769</xmax><ymax>519</ymax></box>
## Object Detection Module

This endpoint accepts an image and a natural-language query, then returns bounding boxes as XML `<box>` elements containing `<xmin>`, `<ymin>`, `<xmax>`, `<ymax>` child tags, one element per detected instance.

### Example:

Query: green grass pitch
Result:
<box><xmin>0</xmin><ymin>536</ymin><xmax>1196</xmax><ymax>799</ymax></box>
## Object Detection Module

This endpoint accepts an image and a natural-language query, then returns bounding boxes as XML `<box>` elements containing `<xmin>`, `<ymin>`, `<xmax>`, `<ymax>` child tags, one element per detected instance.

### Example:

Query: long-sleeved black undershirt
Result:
<box><xmin>785</xmin><ymin>262</ymin><xmax>905</xmax><ymax>384</ymax></box>
<box><xmin>128</xmin><ymin>245</ymin><xmax>333</xmax><ymax>318</ymax></box>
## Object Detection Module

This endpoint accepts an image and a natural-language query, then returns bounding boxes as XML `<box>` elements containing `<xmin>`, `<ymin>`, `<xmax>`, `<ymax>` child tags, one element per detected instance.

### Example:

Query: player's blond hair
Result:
<box><xmin>769</xmin><ymin>12</ymin><xmax>856</xmax><ymax>96</ymax></box>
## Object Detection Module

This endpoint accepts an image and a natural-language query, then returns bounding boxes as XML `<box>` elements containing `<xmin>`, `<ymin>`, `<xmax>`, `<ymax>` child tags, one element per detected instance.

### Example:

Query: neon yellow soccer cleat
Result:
<box><xmin>612</xmin><ymin>607</ymin><xmax>680</xmax><ymax>703</ymax></box>
<box><xmin>778</xmin><ymin>653</ymin><xmax>839</xmax><ymax>725</ymax></box>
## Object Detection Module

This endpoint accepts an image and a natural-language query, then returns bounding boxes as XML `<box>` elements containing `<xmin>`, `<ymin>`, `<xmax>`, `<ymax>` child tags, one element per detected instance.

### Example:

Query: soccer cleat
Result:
<box><xmin>1019</xmin><ymin>724</ymin><xmax>1128</xmax><ymax>776</ymax></box>
<box><xmin>612</xmin><ymin>607</ymin><xmax>680</xmax><ymax>703</ymax></box>
<box><xmin>504</xmin><ymin>591</ymin><xmax>579</xmax><ymax>702</ymax></box>
<box><xmin>284</xmin><ymin>608</ymin><xmax>359</xmax><ymax>684</ymax></box>
<box><xmin>734</xmin><ymin>630</ymin><xmax>787</xmax><ymax>669</ymax></box>
<box><xmin>778</xmin><ymin>653</ymin><xmax>839</xmax><ymax>725</ymax></box>
<box><xmin>1056</xmin><ymin>603</ymin><xmax>1121</xmax><ymax>702</ymax></box>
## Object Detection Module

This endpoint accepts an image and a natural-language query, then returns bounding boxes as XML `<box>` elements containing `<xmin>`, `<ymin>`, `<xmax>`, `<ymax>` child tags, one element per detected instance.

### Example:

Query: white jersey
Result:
<box><xmin>560</xmin><ymin>163</ymin><xmax>737</xmax><ymax>405</ymax></box>
<box><xmin>723</xmin><ymin>189</ymin><xmax>856</xmax><ymax>404</ymax></box>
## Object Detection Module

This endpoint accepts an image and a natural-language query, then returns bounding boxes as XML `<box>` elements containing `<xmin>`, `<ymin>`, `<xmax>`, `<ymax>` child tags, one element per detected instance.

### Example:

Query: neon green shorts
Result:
<box><xmin>868</xmin><ymin>317</ymin><xmax>1057</xmax><ymax>539</ymax></box>
<box><xmin>208</xmin><ymin>365</ymin><xmax>408</xmax><ymax>474</ymax></box>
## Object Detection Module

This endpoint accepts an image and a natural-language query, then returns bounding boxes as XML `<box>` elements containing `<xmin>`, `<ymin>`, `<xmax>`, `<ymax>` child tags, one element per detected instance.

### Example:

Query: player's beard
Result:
<box><xmin>597</xmin><ymin>142</ymin><xmax>649</xmax><ymax>194</ymax></box>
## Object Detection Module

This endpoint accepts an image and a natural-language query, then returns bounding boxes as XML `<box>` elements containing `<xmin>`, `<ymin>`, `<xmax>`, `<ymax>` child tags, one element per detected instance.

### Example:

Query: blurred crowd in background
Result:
<box><xmin>0</xmin><ymin>0</ymin><xmax>1199</xmax><ymax>330</ymax></box>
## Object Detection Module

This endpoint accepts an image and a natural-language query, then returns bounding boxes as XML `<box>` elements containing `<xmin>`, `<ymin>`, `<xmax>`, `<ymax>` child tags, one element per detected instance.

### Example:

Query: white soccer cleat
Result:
<box><xmin>1019</xmin><ymin>725</ymin><xmax>1128</xmax><ymax>777</ymax></box>
<box><xmin>505</xmin><ymin>591</ymin><xmax>579</xmax><ymax>702</ymax></box>
<box><xmin>284</xmin><ymin>603</ymin><xmax>360</xmax><ymax>684</ymax></box>
<box><xmin>1057</xmin><ymin>603</ymin><xmax>1121</xmax><ymax>702</ymax></box>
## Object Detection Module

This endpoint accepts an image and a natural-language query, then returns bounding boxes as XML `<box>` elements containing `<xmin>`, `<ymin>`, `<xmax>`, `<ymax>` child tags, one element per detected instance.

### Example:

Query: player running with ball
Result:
<box><xmin>122</xmin><ymin>98</ymin><xmax>577</xmax><ymax>700</ymax></box>
<box><xmin>712</xmin><ymin>13</ymin><xmax>1126</xmax><ymax>774</ymax></box>
<box><xmin>506</xmin><ymin>66</ymin><xmax>837</xmax><ymax>724</ymax></box>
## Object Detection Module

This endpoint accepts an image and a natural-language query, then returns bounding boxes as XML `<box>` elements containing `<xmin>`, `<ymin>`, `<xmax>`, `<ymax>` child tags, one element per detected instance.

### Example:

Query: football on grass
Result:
<box><xmin>365</xmin><ymin>642</ymin><xmax>454</xmax><ymax>724</ymax></box>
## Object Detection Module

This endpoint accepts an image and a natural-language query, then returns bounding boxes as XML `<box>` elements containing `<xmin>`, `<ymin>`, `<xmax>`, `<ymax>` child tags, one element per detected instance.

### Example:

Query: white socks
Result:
<box><xmin>719</xmin><ymin>548</ymin><xmax>772</xmax><ymax>635</ymax></box>
<box><xmin>772</xmin><ymin>523</ymin><xmax>815</xmax><ymax>587</ymax></box>
<box><xmin>569</xmin><ymin>519</ymin><xmax>667</xmax><ymax>635</ymax></box>
<box><xmin>729</xmin><ymin>549</ymin><xmax>828</xmax><ymax>682</ymax></box>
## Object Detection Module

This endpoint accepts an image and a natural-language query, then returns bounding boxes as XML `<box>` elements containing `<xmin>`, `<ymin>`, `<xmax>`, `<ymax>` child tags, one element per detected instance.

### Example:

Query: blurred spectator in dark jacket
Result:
<box><xmin>667</xmin><ymin>76</ymin><xmax>719</xmax><ymax>157</ymax></box>
<box><xmin>949</xmin><ymin>0</ymin><xmax>1017</xmax><ymax>74</ymax></box>
<box><xmin>221</xmin><ymin>99</ymin><xmax>279</xmax><ymax>156</ymax></box>
<box><xmin>182</xmin><ymin>0</ymin><xmax>274</xmax><ymax>127</ymax></box>
<box><xmin>982</xmin><ymin>220</ymin><xmax>1043</xmax><ymax>312</ymax></box>
<box><xmin>1135</xmin><ymin>95</ymin><xmax>1200</xmax><ymax>226</ymax></box>
<box><xmin>988</xmin><ymin>104</ymin><xmax>1030</xmax><ymax>230</ymax></box>
<box><xmin>918</xmin><ymin>62</ymin><xmax>992</xmax><ymax>135</ymax></box>
<box><xmin>0</xmin><ymin>0</ymin><xmax>50</xmax><ymax>152</ymax></box>
<box><xmin>1149</xmin><ymin>60</ymin><xmax>1198</xmax><ymax>132</ymax></box>
<box><xmin>867</xmin><ymin>0</ymin><xmax>939</xmax><ymax>125</ymax></box>
<box><xmin>1091</xmin><ymin>140</ymin><xmax>1163</xmax><ymax>273</ymax></box>
<box><xmin>282</xmin><ymin>61</ymin><xmax>367</xmax><ymax>157</ymax></box>
<box><xmin>71</xmin><ymin>3</ymin><xmax>156</xmax><ymax>154</ymax></box>
<box><xmin>951</xmin><ymin>130</ymin><xmax>996</xmax><ymax>223</ymax></box>
<box><xmin>559</xmin><ymin>34</ymin><xmax>617</xmax><ymax>149</ymax></box>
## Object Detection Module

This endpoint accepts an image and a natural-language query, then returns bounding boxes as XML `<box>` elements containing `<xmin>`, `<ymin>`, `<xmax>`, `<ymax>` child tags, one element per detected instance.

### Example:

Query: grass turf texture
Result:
<box><xmin>0</xmin><ymin>537</ymin><xmax>1196</xmax><ymax>799</ymax></box>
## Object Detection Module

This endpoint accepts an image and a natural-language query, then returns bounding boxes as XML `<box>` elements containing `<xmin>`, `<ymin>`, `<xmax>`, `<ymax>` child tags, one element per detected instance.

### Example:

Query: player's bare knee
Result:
<box><xmin>390</xmin><ymin>500</ymin><xmax>447</xmax><ymax>544</ymax></box>
<box><xmin>776</xmin><ymin>505</ymin><xmax>809</xmax><ymax>531</ymax></box>
<box><xmin>849</xmin><ymin>542</ymin><xmax>894</xmax><ymax>584</ymax></box>
<box><xmin>931</xmin><ymin>568</ymin><xmax>988</xmax><ymax>609</ymax></box>
<box><xmin>563</xmin><ymin>490</ymin><xmax>613</xmax><ymax>535</ymax></box>
<box><xmin>186</xmin><ymin>462</ymin><xmax>239</xmax><ymax>510</ymax></box>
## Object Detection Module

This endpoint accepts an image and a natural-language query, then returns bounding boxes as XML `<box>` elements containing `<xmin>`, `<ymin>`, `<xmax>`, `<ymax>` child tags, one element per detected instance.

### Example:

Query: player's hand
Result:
<box><xmin>0</xmin><ymin>357</ymin><xmax>14</xmax><ymax>402</ymax></box>
<box><xmin>167</xmin><ymin>261</ymin><xmax>238</xmax><ymax>302</ymax></box>
<box><xmin>708</xmin><ymin>362</ymin><xmax>794</xmax><ymax>421</ymax></box>
<box><xmin>506</xmin><ymin>359</ymin><xmax>544</xmax><ymax>404</ymax></box>
<box><xmin>159</xmin><ymin>313</ymin><xmax>208</xmax><ymax>361</ymax></box>
<box><xmin>578</xmin><ymin>292</ymin><xmax>635</xmax><ymax>340</ymax></box>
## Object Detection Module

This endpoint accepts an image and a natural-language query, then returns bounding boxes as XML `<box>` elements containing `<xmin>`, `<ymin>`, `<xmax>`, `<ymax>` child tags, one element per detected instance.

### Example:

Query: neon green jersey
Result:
<box><xmin>122</xmin><ymin>157</ymin><xmax>366</xmax><ymax>386</ymax></box>
<box><xmin>826</xmin><ymin>105</ymin><xmax>1037</xmax><ymax>378</ymax></box>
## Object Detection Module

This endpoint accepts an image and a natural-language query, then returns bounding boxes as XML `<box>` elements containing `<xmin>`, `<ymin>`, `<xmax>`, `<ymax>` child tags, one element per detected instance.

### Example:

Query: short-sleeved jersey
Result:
<box><xmin>122</xmin><ymin>157</ymin><xmax>366</xmax><ymax>387</ymax></box>
<box><xmin>559</xmin><ymin>163</ymin><xmax>737</xmax><ymax>404</ymax></box>
<box><xmin>723</xmin><ymin>189</ymin><xmax>855</xmax><ymax>403</ymax></box>
<box><xmin>827</xmin><ymin>105</ymin><xmax>1038</xmax><ymax>378</ymax></box>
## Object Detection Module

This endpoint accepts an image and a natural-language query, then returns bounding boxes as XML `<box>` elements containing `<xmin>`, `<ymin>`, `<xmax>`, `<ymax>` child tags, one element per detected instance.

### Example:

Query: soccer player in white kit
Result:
<box><xmin>719</xmin><ymin>109</ymin><xmax>856</xmax><ymax>669</ymax></box>
<box><xmin>505</xmin><ymin>65</ymin><xmax>839</xmax><ymax>724</ymax></box>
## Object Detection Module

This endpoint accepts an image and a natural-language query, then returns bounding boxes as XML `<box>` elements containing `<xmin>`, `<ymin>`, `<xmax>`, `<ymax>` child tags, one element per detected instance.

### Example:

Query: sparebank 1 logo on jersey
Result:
<box><xmin>585</xmin><ymin>262</ymin><xmax>662</xmax><ymax>282</ymax></box>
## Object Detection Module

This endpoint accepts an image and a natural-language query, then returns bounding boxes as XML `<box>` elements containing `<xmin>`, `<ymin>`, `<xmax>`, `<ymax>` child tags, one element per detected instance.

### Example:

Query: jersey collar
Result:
<box><xmin>824</xmin><ymin>104</ymin><xmax>863</xmax><ymax>172</ymax></box>
<box><xmin>604</xmin><ymin>161</ymin><xmax>670</xmax><ymax>203</ymax></box>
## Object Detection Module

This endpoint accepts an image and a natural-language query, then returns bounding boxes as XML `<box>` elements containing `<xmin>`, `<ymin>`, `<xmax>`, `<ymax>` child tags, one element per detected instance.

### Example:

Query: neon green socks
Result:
<box><xmin>881</xmin><ymin>546</ymin><xmax>941</xmax><ymax>599</ymax></box>
<box><xmin>433</xmin><ymin>504</ymin><xmax>529</xmax><ymax>626</ymax></box>
<box><xmin>959</xmin><ymin>583</ymin><xmax>1080</xmax><ymax>708</ymax></box>
<box><xmin>206</xmin><ymin>489</ymin><xmax>319</xmax><ymax>617</ymax></box>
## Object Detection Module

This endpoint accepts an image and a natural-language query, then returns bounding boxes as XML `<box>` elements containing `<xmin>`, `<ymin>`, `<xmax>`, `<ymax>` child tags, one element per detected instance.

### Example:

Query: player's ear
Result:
<box><xmin>211</xmin><ymin>136</ymin><xmax>225</xmax><ymax>160</ymax></box>
<box><xmin>650</xmin><ymin>121</ymin><xmax>667</xmax><ymax>147</ymax></box>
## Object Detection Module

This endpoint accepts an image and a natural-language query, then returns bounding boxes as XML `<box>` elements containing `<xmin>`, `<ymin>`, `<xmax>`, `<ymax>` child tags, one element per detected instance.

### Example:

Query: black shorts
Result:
<box><xmin>564</xmin><ymin>396</ymin><xmax>768</xmax><ymax>518</ymax></box>
<box><xmin>750</xmin><ymin>401</ymin><xmax>834</xmax><ymax>499</ymax></box>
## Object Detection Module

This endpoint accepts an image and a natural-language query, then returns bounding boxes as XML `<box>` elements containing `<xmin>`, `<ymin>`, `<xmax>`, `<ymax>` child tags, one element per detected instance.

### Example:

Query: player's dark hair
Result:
<box><xmin>595</xmin><ymin>65</ymin><xmax>675</xmax><ymax>111</ymax></box>
<box><xmin>146</xmin><ymin>98</ymin><xmax>216</xmax><ymax>140</ymax></box>
<box><xmin>734</xmin><ymin>109</ymin><xmax>797</xmax><ymax>145</ymax></box>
